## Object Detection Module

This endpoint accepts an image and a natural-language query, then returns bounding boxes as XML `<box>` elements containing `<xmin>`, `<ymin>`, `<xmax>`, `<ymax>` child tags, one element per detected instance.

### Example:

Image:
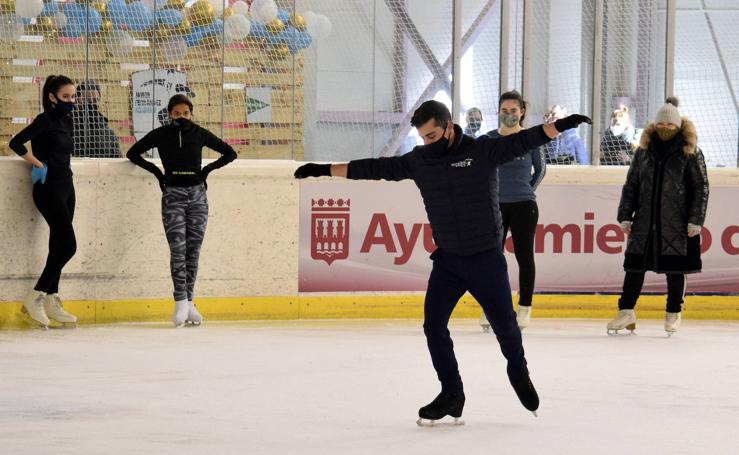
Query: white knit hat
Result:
<box><xmin>655</xmin><ymin>97</ymin><xmax>681</xmax><ymax>128</ymax></box>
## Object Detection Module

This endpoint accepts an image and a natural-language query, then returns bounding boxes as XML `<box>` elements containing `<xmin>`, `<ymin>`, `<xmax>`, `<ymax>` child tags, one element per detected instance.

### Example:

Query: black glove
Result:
<box><xmin>554</xmin><ymin>114</ymin><xmax>592</xmax><ymax>132</ymax></box>
<box><xmin>156</xmin><ymin>173</ymin><xmax>168</xmax><ymax>192</ymax></box>
<box><xmin>199</xmin><ymin>168</ymin><xmax>211</xmax><ymax>189</ymax></box>
<box><xmin>294</xmin><ymin>163</ymin><xmax>332</xmax><ymax>179</ymax></box>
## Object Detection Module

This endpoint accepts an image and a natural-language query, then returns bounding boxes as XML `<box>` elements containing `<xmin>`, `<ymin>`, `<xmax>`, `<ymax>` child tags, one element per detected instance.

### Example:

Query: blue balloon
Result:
<box><xmin>62</xmin><ymin>4</ymin><xmax>102</xmax><ymax>35</ymax></box>
<box><xmin>184</xmin><ymin>28</ymin><xmax>205</xmax><ymax>47</ymax></box>
<box><xmin>108</xmin><ymin>0</ymin><xmax>128</xmax><ymax>29</ymax></box>
<box><xmin>41</xmin><ymin>1</ymin><xmax>58</xmax><ymax>17</ymax></box>
<box><xmin>62</xmin><ymin>21</ymin><xmax>84</xmax><ymax>38</ymax></box>
<box><xmin>157</xmin><ymin>9</ymin><xmax>182</xmax><ymax>27</ymax></box>
<box><xmin>249</xmin><ymin>20</ymin><xmax>269</xmax><ymax>39</ymax></box>
<box><xmin>125</xmin><ymin>1</ymin><xmax>154</xmax><ymax>32</ymax></box>
<box><xmin>205</xmin><ymin>18</ymin><xmax>223</xmax><ymax>37</ymax></box>
<box><xmin>266</xmin><ymin>28</ymin><xmax>288</xmax><ymax>46</ymax></box>
<box><xmin>295</xmin><ymin>30</ymin><xmax>312</xmax><ymax>49</ymax></box>
<box><xmin>277</xmin><ymin>9</ymin><xmax>290</xmax><ymax>23</ymax></box>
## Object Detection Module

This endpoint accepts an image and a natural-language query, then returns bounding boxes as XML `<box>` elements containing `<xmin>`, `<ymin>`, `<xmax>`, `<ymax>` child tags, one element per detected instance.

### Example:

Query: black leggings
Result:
<box><xmin>32</xmin><ymin>179</ymin><xmax>77</xmax><ymax>294</ymax></box>
<box><xmin>500</xmin><ymin>200</ymin><xmax>538</xmax><ymax>307</ymax></box>
<box><xmin>618</xmin><ymin>272</ymin><xmax>686</xmax><ymax>313</ymax></box>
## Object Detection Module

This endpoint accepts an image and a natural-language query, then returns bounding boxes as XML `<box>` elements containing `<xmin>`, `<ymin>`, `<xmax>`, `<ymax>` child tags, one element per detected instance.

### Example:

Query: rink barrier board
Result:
<box><xmin>1</xmin><ymin>294</ymin><xmax>737</xmax><ymax>329</ymax></box>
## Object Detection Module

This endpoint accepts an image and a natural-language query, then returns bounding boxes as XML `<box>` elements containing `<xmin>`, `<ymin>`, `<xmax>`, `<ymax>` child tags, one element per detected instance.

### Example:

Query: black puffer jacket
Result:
<box><xmin>348</xmin><ymin>124</ymin><xmax>551</xmax><ymax>256</ymax></box>
<box><xmin>617</xmin><ymin>118</ymin><xmax>709</xmax><ymax>273</ymax></box>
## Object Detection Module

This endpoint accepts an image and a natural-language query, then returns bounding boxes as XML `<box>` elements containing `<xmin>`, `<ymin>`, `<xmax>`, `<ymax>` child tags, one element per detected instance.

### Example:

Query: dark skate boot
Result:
<box><xmin>509</xmin><ymin>372</ymin><xmax>539</xmax><ymax>416</ymax></box>
<box><xmin>417</xmin><ymin>389</ymin><xmax>465</xmax><ymax>427</ymax></box>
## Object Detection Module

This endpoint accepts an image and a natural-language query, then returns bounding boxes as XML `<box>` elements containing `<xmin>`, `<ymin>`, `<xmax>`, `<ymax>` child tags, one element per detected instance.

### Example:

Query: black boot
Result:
<box><xmin>509</xmin><ymin>373</ymin><xmax>539</xmax><ymax>413</ymax></box>
<box><xmin>418</xmin><ymin>389</ymin><xmax>465</xmax><ymax>420</ymax></box>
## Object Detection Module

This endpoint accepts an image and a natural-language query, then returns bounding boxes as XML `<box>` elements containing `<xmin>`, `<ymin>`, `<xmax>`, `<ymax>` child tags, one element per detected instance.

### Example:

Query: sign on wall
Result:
<box><xmin>299</xmin><ymin>182</ymin><xmax>739</xmax><ymax>294</ymax></box>
<box><xmin>246</xmin><ymin>87</ymin><xmax>272</xmax><ymax>123</ymax></box>
<box><xmin>131</xmin><ymin>69</ymin><xmax>188</xmax><ymax>140</ymax></box>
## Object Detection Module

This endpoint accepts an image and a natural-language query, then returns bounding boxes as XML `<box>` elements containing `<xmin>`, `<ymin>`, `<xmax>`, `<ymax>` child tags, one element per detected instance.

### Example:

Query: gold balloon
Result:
<box><xmin>99</xmin><ymin>19</ymin><xmax>113</xmax><ymax>34</ymax></box>
<box><xmin>266</xmin><ymin>19</ymin><xmax>285</xmax><ymax>35</ymax></box>
<box><xmin>0</xmin><ymin>0</ymin><xmax>13</xmax><ymax>13</ymax></box>
<box><xmin>36</xmin><ymin>16</ymin><xmax>54</xmax><ymax>30</ymax></box>
<box><xmin>165</xmin><ymin>0</ymin><xmax>187</xmax><ymax>10</ymax></box>
<box><xmin>91</xmin><ymin>2</ymin><xmax>107</xmax><ymax>15</ymax></box>
<box><xmin>268</xmin><ymin>43</ymin><xmax>289</xmax><ymax>60</ymax></box>
<box><xmin>187</xmin><ymin>0</ymin><xmax>215</xmax><ymax>27</ymax></box>
<box><xmin>174</xmin><ymin>18</ymin><xmax>191</xmax><ymax>36</ymax></box>
<box><xmin>155</xmin><ymin>24</ymin><xmax>173</xmax><ymax>40</ymax></box>
<box><xmin>290</xmin><ymin>15</ymin><xmax>306</xmax><ymax>32</ymax></box>
<box><xmin>223</xmin><ymin>6</ymin><xmax>233</xmax><ymax>20</ymax></box>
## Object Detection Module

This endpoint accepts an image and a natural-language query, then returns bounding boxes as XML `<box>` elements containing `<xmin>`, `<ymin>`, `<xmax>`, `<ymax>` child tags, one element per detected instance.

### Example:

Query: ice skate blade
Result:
<box><xmin>607</xmin><ymin>327</ymin><xmax>636</xmax><ymax>336</ymax></box>
<box><xmin>185</xmin><ymin>320</ymin><xmax>202</xmax><ymax>327</ymax></box>
<box><xmin>18</xmin><ymin>309</ymin><xmax>48</xmax><ymax>330</ymax></box>
<box><xmin>531</xmin><ymin>411</ymin><xmax>538</xmax><ymax>418</ymax></box>
<box><xmin>416</xmin><ymin>417</ymin><xmax>465</xmax><ymax>427</ymax></box>
<box><xmin>666</xmin><ymin>331</ymin><xmax>677</xmax><ymax>338</ymax></box>
<box><xmin>49</xmin><ymin>322</ymin><xmax>77</xmax><ymax>330</ymax></box>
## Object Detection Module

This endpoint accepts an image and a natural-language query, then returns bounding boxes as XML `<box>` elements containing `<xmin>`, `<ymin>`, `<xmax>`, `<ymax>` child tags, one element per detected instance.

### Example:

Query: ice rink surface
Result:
<box><xmin>1</xmin><ymin>319</ymin><xmax>738</xmax><ymax>455</ymax></box>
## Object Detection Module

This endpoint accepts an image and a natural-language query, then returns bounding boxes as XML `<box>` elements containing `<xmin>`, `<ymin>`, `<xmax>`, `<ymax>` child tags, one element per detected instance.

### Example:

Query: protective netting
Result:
<box><xmin>598</xmin><ymin>0</ymin><xmax>666</xmax><ymax>166</ymax></box>
<box><xmin>522</xmin><ymin>0</ymin><xmax>594</xmax><ymax>164</ymax></box>
<box><xmin>0</xmin><ymin>0</ymin><xmax>737</xmax><ymax>166</ymax></box>
<box><xmin>675</xmin><ymin>4</ymin><xmax>739</xmax><ymax>168</ymax></box>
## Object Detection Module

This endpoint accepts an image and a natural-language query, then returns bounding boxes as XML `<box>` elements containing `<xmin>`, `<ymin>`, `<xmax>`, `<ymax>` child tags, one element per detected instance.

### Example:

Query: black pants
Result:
<box><xmin>32</xmin><ymin>179</ymin><xmax>77</xmax><ymax>294</ymax></box>
<box><xmin>618</xmin><ymin>272</ymin><xmax>686</xmax><ymax>313</ymax></box>
<box><xmin>424</xmin><ymin>248</ymin><xmax>528</xmax><ymax>392</ymax></box>
<box><xmin>500</xmin><ymin>200</ymin><xmax>538</xmax><ymax>307</ymax></box>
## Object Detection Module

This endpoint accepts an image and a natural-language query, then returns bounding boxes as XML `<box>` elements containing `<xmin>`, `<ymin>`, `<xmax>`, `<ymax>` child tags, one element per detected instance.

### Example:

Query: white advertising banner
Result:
<box><xmin>131</xmin><ymin>69</ymin><xmax>188</xmax><ymax>139</ymax></box>
<box><xmin>299</xmin><ymin>182</ymin><xmax>739</xmax><ymax>293</ymax></box>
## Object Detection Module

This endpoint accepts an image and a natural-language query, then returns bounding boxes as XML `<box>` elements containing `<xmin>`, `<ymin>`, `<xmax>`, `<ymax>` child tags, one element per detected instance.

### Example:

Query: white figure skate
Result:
<box><xmin>172</xmin><ymin>300</ymin><xmax>190</xmax><ymax>327</ymax></box>
<box><xmin>480</xmin><ymin>313</ymin><xmax>490</xmax><ymax>332</ymax></box>
<box><xmin>517</xmin><ymin>305</ymin><xmax>531</xmax><ymax>330</ymax></box>
<box><xmin>665</xmin><ymin>312</ymin><xmax>681</xmax><ymax>337</ymax></box>
<box><xmin>607</xmin><ymin>309</ymin><xmax>636</xmax><ymax>335</ymax></box>
<box><xmin>186</xmin><ymin>300</ymin><xmax>203</xmax><ymax>326</ymax></box>
<box><xmin>21</xmin><ymin>290</ymin><xmax>49</xmax><ymax>329</ymax></box>
<box><xmin>44</xmin><ymin>294</ymin><xmax>77</xmax><ymax>328</ymax></box>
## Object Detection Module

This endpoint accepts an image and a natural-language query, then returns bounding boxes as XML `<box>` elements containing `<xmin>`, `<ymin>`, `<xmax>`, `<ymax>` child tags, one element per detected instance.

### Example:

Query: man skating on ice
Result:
<box><xmin>294</xmin><ymin>100</ymin><xmax>591</xmax><ymax>424</ymax></box>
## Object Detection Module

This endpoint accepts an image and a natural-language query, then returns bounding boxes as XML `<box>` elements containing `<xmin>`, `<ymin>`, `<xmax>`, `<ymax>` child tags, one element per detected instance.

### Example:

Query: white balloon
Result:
<box><xmin>158</xmin><ymin>36</ymin><xmax>188</xmax><ymax>61</ymax></box>
<box><xmin>231</xmin><ymin>1</ymin><xmax>249</xmax><ymax>17</ymax></box>
<box><xmin>106</xmin><ymin>30</ymin><xmax>135</xmax><ymax>57</ymax></box>
<box><xmin>209</xmin><ymin>0</ymin><xmax>224</xmax><ymax>15</ymax></box>
<box><xmin>53</xmin><ymin>12</ymin><xmax>67</xmax><ymax>29</ymax></box>
<box><xmin>319</xmin><ymin>15</ymin><xmax>332</xmax><ymax>38</ymax></box>
<box><xmin>0</xmin><ymin>13</ymin><xmax>23</xmax><ymax>42</ymax></box>
<box><xmin>15</xmin><ymin>0</ymin><xmax>44</xmax><ymax>19</ymax></box>
<box><xmin>307</xmin><ymin>13</ymin><xmax>332</xmax><ymax>40</ymax></box>
<box><xmin>224</xmin><ymin>14</ymin><xmax>250</xmax><ymax>41</ymax></box>
<box><xmin>255</xmin><ymin>1</ymin><xmax>277</xmax><ymax>23</ymax></box>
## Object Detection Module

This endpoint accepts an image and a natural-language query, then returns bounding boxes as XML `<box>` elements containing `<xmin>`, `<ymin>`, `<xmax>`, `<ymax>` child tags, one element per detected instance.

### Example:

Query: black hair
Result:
<box><xmin>42</xmin><ymin>75</ymin><xmax>75</xmax><ymax>112</ymax></box>
<box><xmin>411</xmin><ymin>100</ymin><xmax>451</xmax><ymax>129</ymax></box>
<box><xmin>498</xmin><ymin>90</ymin><xmax>527</xmax><ymax>125</ymax></box>
<box><xmin>77</xmin><ymin>80</ymin><xmax>100</xmax><ymax>93</ymax></box>
<box><xmin>167</xmin><ymin>94</ymin><xmax>193</xmax><ymax>113</ymax></box>
<box><xmin>665</xmin><ymin>96</ymin><xmax>679</xmax><ymax>108</ymax></box>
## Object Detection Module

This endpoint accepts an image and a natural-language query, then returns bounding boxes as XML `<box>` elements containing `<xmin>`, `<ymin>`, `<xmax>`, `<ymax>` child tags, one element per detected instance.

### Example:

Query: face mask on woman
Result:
<box><xmin>499</xmin><ymin>113</ymin><xmax>519</xmax><ymax>128</ymax></box>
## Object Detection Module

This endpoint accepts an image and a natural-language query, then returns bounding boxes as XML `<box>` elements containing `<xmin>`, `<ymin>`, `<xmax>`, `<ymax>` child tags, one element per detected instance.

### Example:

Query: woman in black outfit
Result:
<box><xmin>9</xmin><ymin>75</ymin><xmax>79</xmax><ymax>329</ymax></box>
<box><xmin>127</xmin><ymin>94</ymin><xmax>237</xmax><ymax>327</ymax></box>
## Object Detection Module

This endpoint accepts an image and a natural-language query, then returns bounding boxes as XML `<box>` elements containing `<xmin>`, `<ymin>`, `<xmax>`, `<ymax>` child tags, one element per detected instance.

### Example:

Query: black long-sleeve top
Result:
<box><xmin>126</xmin><ymin>121</ymin><xmax>237</xmax><ymax>187</ymax></box>
<box><xmin>9</xmin><ymin>111</ymin><xmax>74</xmax><ymax>181</ymax></box>
<box><xmin>347</xmin><ymin>124</ymin><xmax>551</xmax><ymax>256</ymax></box>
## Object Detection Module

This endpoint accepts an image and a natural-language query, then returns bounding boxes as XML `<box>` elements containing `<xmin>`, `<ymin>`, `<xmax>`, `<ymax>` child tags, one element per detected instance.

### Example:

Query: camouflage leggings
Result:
<box><xmin>161</xmin><ymin>184</ymin><xmax>208</xmax><ymax>302</ymax></box>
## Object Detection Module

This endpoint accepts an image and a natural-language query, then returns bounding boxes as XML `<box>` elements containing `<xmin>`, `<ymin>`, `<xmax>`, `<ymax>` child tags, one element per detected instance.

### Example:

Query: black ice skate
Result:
<box><xmin>509</xmin><ymin>373</ymin><xmax>539</xmax><ymax>417</ymax></box>
<box><xmin>416</xmin><ymin>390</ymin><xmax>465</xmax><ymax>427</ymax></box>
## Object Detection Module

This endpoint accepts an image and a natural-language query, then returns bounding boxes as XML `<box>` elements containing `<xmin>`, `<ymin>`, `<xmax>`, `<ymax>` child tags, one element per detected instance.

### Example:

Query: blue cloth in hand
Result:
<box><xmin>31</xmin><ymin>163</ymin><xmax>47</xmax><ymax>184</ymax></box>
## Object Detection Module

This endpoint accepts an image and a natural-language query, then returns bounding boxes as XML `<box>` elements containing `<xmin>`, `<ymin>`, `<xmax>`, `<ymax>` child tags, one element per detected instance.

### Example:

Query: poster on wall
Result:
<box><xmin>131</xmin><ymin>69</ymin><xmax>189</xmax><ymax>142</ymax></box>
<box><xmin>298</xmin><ymin>182</ymin><xmax>739</xmax><ymax>294</ymax></box>
<box><xmin>246</xmin><ymin>87</ymin><xmax>272</xmax><ymax>123</ymax></box>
